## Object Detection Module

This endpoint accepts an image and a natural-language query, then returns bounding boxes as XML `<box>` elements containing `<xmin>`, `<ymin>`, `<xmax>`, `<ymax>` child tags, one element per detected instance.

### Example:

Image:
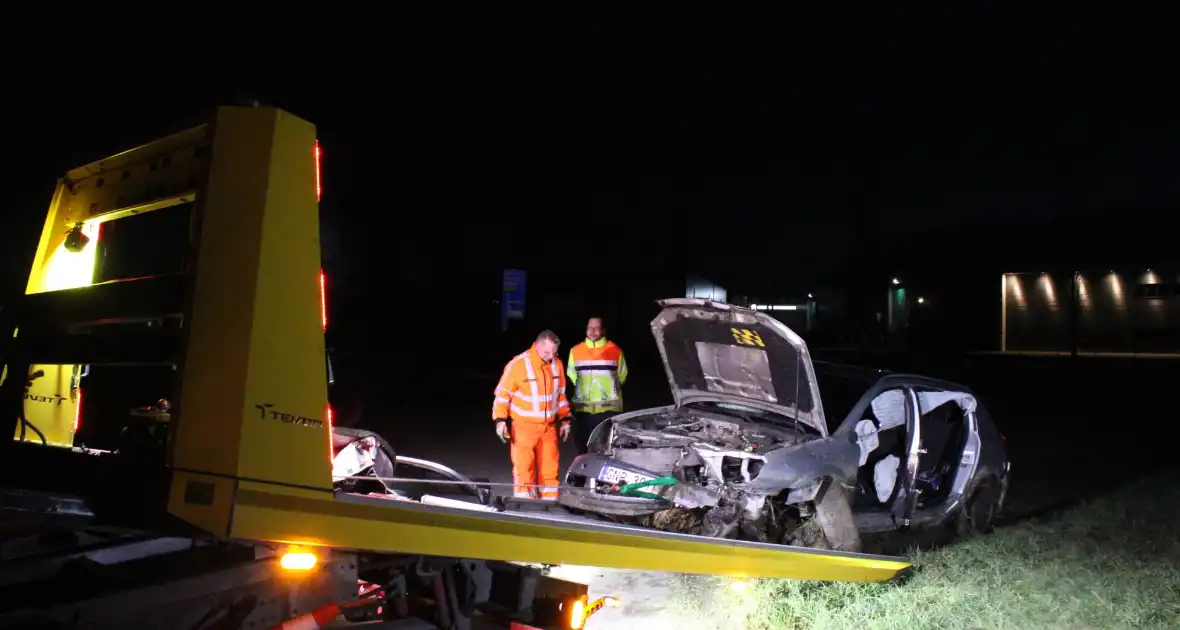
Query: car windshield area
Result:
<box><xmin>683</xmin><ymin>399</ymin><xmax>818</xmax><ymax>434</ymax></box>
<box><xmin>812</xmin><ymin>363</ymin><xmax>880</xmax><ymax>433</ymax></box>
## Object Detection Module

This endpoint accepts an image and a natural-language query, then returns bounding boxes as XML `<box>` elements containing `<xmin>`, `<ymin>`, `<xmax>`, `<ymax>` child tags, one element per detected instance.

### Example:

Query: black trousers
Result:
<box><xmin>573</xmin><ymin>411</ymin><xmax>616</xmax><ymax>455</ymax></box>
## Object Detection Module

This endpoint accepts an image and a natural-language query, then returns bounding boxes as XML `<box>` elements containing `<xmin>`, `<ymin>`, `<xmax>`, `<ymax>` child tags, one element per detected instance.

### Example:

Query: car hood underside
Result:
<box><xmin>650</xmin><ymin>299</ymin><xmax>828</xmax><ymax>436</ymax></box>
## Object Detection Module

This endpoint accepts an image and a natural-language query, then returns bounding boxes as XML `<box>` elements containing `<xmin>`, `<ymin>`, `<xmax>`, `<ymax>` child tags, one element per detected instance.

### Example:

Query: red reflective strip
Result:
<box><xmin>319</xmin><ymin>270</ymin><xmax>328</xmax><ymax>331</ymax></box>
<box><xmin>314</xmin><ymin>141</ymin><xmax>322</xmax><ymax>202</ymax></box>
<box><xmin>322</xmin><ymin>266</ymin><xmax>331</xmax><ymax>463</ymax></box>
<box><xmin>73</xmin><ymin>388</ymin><xmax>83</xmax><ymax>432</ymax></box>
<box><xmin>326</xmin><ymin>403</ymin><xmax>335</xmax><ymax>462</ymax></box>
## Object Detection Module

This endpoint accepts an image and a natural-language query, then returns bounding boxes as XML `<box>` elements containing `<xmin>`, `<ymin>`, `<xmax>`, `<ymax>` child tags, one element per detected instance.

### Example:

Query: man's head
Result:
<box><xmin>586</xmin><ymin>317</ymin><xmax>605</xmax><ymax>342</ymax></box>
<box><xmin>534</xmin><ymin>330</ymin><xmax>561</xmax><ymax>362</ymax></box>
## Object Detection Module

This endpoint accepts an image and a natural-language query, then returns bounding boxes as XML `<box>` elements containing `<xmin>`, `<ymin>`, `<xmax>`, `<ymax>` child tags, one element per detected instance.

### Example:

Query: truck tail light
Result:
<box><xmin>567</xmin><ymin>596</ymin><xmax>587</xmax><ymax>629</ymax></box>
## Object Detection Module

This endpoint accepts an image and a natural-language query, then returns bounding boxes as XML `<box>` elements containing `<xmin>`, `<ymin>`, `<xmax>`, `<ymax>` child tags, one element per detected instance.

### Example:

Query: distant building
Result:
<box><xmin>840</xmin><ymin>217</ymin><xmax>1180</xmax><ymax>355</ymax></box>
<box><xmin>1001</xmin><ymin>267</ymin><xmax>1180</xmax><ymax>356</ymax></box>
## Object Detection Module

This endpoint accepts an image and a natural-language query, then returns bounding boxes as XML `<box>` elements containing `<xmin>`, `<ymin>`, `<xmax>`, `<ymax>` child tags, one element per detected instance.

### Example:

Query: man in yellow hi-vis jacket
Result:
<box><xmin>566</xmin><ymin>317</ymin><xmax>628</xmax><ymax>454</ymax></box>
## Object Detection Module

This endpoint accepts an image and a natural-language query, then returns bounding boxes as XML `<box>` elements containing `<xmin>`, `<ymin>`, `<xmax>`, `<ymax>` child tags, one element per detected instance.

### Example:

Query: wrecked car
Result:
<box><xmin>558</xmin><ymin>298</ymin><xmax>1010</xmax><ymax>552</ymax></box>
<box><xmin>332</xmin><ymin>427</ymin><xmax>494</xmax><ymax>508</ymax></box>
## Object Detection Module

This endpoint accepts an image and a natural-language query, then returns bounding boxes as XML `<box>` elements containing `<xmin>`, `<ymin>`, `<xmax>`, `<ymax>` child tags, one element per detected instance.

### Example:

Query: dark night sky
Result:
<box><xmin>4</xmin><ymin>8</ymin><xmax>1178</xmax><ymax>298</ymax></box>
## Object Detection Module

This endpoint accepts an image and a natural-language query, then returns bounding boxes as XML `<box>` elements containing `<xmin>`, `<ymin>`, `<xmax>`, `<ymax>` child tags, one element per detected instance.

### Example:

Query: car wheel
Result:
<box><xmin>814</xmin><ymin>481</ymin><xmax>862</xmax><ymax>553</ymax></box>
<box><xmin>956</xmin><ymin>478</ymin><xmax>999</xmax><ymax>537</ymax></box>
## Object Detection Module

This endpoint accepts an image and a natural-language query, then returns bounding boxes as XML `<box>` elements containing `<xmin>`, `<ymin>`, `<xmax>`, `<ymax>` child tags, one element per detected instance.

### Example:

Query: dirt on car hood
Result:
<box><xmin>650</xmin><ymin>298</ymin><xmax>828</xmax><ymax>437</ymax></box>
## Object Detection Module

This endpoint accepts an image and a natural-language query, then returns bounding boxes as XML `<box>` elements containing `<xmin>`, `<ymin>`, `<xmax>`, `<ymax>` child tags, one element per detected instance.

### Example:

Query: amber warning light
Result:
<box><xmin>280</xmin><ymin>550</ymin><xmax>318</xmax><ymax>571</ymax></box>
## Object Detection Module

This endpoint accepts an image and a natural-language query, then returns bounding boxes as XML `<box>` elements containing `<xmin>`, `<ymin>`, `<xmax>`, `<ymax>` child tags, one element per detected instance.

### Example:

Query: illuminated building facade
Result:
<box><xmin>1001</xmin><ymin>268</ymin><xmax>1180</xmax><ymax>356</ymax></box>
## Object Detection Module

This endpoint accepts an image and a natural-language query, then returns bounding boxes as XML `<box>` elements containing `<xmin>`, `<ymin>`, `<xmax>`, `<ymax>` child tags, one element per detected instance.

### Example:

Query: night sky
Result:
<box><xmin>5</xmin><ymin>9</ymin><xmax>1177</xmax><ymax>299</ymax></box>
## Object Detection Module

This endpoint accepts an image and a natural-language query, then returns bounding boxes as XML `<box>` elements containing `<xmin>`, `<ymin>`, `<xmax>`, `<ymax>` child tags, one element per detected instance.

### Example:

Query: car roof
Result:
<box><xmin>875</xmin><ymin>372</ymin><xmax>977</xmax><ymax>395</ymax></box>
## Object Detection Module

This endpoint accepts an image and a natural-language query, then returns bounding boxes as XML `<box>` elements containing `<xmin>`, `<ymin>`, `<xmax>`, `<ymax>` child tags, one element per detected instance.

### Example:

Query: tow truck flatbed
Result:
<box><xmin>0</xmin><ymin>106</ymin><xmax>909</xmax><ymax>629</ymax></box>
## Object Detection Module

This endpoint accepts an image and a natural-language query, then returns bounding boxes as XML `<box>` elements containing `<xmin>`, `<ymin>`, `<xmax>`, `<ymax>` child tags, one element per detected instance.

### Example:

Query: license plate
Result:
<box><xmin>599</xmin><ymin>466</ymin><xmax>654</xmax><ymax>486</ymax></box>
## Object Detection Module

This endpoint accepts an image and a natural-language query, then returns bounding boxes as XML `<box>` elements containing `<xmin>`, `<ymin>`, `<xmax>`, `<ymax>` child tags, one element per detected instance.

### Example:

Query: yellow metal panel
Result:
<box><xmin>14</xmin><ymin>365</ymin><xmax>79</xmax><ymax>446</ymax></box>
<box><xmin>14</xmin><ymin>187</ymin><xmax>99</xmax><ymax>448</ymax></box>
<box><xmin>170</xmin><ymin>107</ymin><xmax>330</xmax><ymax>505</ymax></box>
<box><xmin>239</xmin><ymin>109</ymin><xmax>330</xmax><ymax>487</ymax></box>
<box><xmin>166</xmin><ymin>471</ymin><xmax>237</xmax><ymax>537</ymax></box>
<box><xmin>62</xmin><ymin>124</ymin><xmax>208</xmax><ymax>222</ymax></box>
<box><xmin>24</xmin><ymin>127</ymin><xmax>207</xmax><ymax>290</ymax></box>
<box><xmin>87</xmin><ymin>191</ymin><xmax>197</xmax><ymax>225</ymax></box>
<box><xmin>229</xmin><ymin>485</ymin><xmax>909</xmax><ymax>583</ymax></box>
<box><xmin>13</xmin><ymin>124</ymin><xmax>207</xmax><ymax>449</ymax></box>
<box><xmin>24</xmin><ymin>182</ymin><xmax>71</xmax><ymax>295</ymax></box>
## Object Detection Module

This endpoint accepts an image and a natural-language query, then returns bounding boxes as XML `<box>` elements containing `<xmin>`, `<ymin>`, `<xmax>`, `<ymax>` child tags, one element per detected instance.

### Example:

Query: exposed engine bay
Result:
<box><xmin>560</xmin><ymin>407</ymin><xmax>862</xmax><ymax>550</ymax></box>
<box><xmin>603</xmin><ymin>409</ymin><xmax>795</xmax><ymax>484</ymax></box>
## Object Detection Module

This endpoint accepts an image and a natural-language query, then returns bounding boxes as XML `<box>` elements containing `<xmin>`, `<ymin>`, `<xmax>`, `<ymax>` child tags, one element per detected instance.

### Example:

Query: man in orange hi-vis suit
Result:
<box><xmin>492</xmin><ymin>330</ymin><xmax>573</xmax><ymax>499</ymax></box>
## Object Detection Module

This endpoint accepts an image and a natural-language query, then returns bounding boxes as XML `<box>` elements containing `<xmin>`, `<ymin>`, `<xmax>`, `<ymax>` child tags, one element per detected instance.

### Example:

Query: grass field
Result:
<box><xmin>664</xmin><ymin>469</ymin><xmax>1180</xmax><ymax>630</ymax></box>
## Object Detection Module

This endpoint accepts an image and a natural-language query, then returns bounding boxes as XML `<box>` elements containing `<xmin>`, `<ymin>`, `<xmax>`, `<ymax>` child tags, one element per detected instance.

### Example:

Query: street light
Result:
<box><xmin>917</xmin><ymin>297</ymin><xmax>925</xmax><ymax>304</ymax></box>
<box><xmin>891</xmin><ymin>278</ymin><xmax>900</xmax><ymax>285</ymax></box>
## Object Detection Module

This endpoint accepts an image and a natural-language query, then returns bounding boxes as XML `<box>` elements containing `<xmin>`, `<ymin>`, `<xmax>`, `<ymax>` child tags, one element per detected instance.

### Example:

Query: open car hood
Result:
<box><xmin>650</xmin><ymin>298</ymin><xmax>828</xmax><ymax>437</ymax></box>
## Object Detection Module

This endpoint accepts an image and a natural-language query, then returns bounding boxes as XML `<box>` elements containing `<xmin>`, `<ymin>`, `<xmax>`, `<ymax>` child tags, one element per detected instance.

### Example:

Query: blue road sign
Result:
<box><xmin>501</xmin><ymin>269</ymin><xmax>527</xmax><ymax>332</ymax></box>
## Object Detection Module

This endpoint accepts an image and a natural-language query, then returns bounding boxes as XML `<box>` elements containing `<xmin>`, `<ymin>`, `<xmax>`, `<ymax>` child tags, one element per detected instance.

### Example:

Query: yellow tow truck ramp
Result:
<box><xmin>0</xmin><ymin>105</ymin><xmax>909</xmax><ymax>629</ymax></box>
<box><xmin>234</xmin><ymin>486</ymin><xmax>907</xmax><ymax>583</ymax></box>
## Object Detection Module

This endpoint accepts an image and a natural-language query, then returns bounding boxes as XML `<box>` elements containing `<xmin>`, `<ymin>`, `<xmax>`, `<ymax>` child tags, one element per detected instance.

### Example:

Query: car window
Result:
<box><xmin>814</xmin><ymin>372</ymin><xmax>872</xmax><ymax>432</ymax></box>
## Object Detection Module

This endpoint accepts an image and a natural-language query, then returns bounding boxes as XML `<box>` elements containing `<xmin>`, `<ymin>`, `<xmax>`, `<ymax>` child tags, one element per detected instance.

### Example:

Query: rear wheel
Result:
<box><xmin>814</xmin><ymin>481</ymin><xmax>862</xmax><ymax>553</ymax></box>
<box><xmin>956</xmin><ymin>478</ymin><xmax>999</xmax><ymax>537</ymax></box>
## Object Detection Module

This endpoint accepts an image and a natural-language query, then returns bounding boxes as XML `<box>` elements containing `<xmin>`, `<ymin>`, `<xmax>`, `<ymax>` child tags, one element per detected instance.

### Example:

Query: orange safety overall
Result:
<box><xmin>492</xmin><ymin>345</ymin><xmax>571</xmax><ymax>499</ymax></box>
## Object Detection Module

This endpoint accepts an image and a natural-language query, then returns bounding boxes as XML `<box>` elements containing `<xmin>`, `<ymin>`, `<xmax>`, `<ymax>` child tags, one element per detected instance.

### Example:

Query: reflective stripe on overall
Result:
<box><xmin>492</xmin><ymin>347</ymin><xmax>569</xmax><ymax>498</ymax></box>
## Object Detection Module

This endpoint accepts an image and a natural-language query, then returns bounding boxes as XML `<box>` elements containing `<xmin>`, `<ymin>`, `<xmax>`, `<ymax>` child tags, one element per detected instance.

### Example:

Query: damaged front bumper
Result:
<box><xmin>558</xmin><ymin>453</ymin><xmax>734</xmax><ymax>516</ymax></box>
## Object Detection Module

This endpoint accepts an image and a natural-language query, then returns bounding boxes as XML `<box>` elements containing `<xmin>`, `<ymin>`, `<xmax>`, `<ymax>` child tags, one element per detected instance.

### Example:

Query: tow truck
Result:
<box><xmin>0</xmin><ymin>106</ymin><xmax>910</xmax><ymax>629</ymax></box>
